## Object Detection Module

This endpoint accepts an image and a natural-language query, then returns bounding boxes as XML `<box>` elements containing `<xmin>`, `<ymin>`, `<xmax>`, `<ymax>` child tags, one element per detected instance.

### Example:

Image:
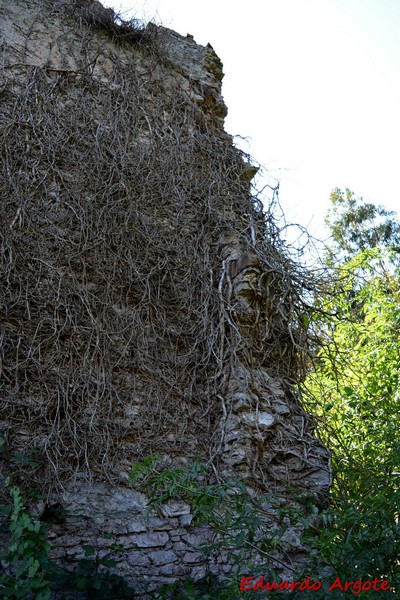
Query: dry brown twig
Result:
<box><xmin>0</xmin><ymin>2</ymin><xmax>322</xmax><ymax>494</ymax></box>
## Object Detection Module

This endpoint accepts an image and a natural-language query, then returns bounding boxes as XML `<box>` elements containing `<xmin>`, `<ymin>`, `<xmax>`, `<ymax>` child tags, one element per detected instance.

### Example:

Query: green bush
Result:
<box><xmin>300</xmin><ymin>190</ymin><xmax>400</xmax><ymax>597</ymax></box>
<box><xmin>0</xmin><ymin>438</ymin><xmax>134</xmax><ymax>599</ymax></box>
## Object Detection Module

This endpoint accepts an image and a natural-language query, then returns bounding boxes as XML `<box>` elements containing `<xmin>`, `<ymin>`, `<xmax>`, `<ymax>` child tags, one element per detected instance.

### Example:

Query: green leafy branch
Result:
<box><xmin>129</xmin><ymin>456</ymin><xmax>295</xmax><ymax>572</ymax></box>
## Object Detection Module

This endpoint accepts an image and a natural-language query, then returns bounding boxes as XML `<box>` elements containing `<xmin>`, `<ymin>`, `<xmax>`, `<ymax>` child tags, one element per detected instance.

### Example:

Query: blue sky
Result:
<box><xmin>104</xmin><ymin>0</ymin><xmax>400</xmax><ymax>241</ymax></box>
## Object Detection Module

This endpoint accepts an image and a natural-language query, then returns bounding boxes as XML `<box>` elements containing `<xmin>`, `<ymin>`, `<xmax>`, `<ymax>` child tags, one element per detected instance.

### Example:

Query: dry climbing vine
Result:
<box><xmin>0</xmin><ymin>2</ymin><xmax>320</xmax><ymax>493</ymax></box>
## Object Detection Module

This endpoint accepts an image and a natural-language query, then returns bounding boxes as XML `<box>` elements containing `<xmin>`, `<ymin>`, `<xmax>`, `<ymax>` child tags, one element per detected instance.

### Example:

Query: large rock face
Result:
<box><xmin>0</xmin><ymin>0</ymin><xmax>331</xmax><ymax>594</ymax></box>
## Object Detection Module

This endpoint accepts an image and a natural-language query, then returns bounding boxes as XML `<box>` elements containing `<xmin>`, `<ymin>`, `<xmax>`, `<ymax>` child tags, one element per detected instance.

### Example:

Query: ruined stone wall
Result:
<box><xmin>0</xmin><ymin>0</ymin><xmax>331</xmax><ymax>595</ymax></box>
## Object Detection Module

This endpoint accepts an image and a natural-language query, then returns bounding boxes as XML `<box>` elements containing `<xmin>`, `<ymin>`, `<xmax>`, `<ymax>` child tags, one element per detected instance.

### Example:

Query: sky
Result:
<box><xmin>103</xmin><ymin>0</ymin><xmax>400</xmax><ymax>243</ymax></box>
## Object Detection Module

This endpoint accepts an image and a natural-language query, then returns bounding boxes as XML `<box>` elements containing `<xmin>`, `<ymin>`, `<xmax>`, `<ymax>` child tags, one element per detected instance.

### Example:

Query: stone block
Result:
<box><xmin>147</xmin><ymin>516</ymin><xmax>174</xmax><ymax>530</ymax></box>
<box><xmin>102</xmin><ymin>522</ymin><xmax>128</xmax><ymax>535</ymax></box>
<box><xmin>133</xmin><ymin>532</ymin><xmax>169</xmax><ymax>548</ymax></box>
<box><xmin>182</xmin><ymin>551</ymin><xmax>202</xmax><ymax>563</ymax></box>
<box><xmin>127</xmin><ymin>520</ymin><xmax>147</xmax><ymax>533</ymax></box>
<box><xmin>148</xmin><ymin>549</ymin><xmax>178</xmax><ymax>565</ymax></box>
<box><xmin>241</xmin><ymin>411</ymin><xmax>276</xmax><ymax>430</ymax></box>
<box><xmin>160</xmin><ymin>501</ymin><xmax>191</xmax><ymax>517</ymax></box>
<box><xmin>191</xmin><ymin>565</ymin><xmax>207</xmax><ymax>580</ymax></box>
<box><xmin>169</xmin><ymin>540</ymin><xmax>187</xmax><ymax>550</ymax></box>
<box><xmin>181</xmin><ymin>531</ymin><xmax>208</xmax><ymax>548</ymax></box>
<box><xmin>126</xmin><ymin>552</ymin><xmax>151</xmax><ymax>567</ymax></box>
<box><xmin>179</xmin><ymin>513</ymin><xmax>193</xmax><ymax>526</ymax></box>
<box><xmin>273</xmin><ymin>402</ymin><xmax>291</xmax><ymax>415</ymax></box>
<box><xmin>160</xmin><ymin>563</ymin><xmax>175</xmax><ymax>576</ymax></box>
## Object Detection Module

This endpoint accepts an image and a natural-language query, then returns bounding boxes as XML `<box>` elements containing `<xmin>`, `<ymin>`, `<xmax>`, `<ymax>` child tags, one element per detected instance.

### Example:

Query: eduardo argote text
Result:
<box><xmin>240</xmin><ymin>575</ymin><xmax>391</xmax><ymax>594</ymax></box>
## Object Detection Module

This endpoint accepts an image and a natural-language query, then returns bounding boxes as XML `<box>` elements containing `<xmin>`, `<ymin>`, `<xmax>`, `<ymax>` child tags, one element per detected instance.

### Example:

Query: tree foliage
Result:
<box><xmin>325</xmin><ymin>188</ymin><xmax>400</xmax><ymax>263</ymax></box>
<box><xmin>303</xmin><ymin>190</ymin><xmax>400</xmax><ymax>594</ymax></box>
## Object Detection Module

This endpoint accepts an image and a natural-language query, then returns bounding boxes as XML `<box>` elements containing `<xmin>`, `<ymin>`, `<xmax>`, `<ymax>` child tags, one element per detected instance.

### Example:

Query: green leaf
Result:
<box><xmin>343</xmin><ymin>386</ymin><xmax>354</xmax><ymax>396</ymax></box>
<box><xmin>234</xmin><ymin>531</ymin><xmax>246</xmax><ymax>545</ymax></box>
<box><xmin>83</xmin><ymin>544</ymin><xmax>95</xmax><ymax>557</ymax></box>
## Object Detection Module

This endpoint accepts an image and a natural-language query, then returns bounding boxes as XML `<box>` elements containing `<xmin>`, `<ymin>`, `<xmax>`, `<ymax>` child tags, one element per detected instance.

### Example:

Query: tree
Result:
<box><xmin>303</xmin><ymin>191</ymin><xmax>400</xmax><ymax>592</ymax></box>
<box><xmin>325</xmin><ymin>188</ymin><xmax>400</xmax><ymax>264</ymax></box>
